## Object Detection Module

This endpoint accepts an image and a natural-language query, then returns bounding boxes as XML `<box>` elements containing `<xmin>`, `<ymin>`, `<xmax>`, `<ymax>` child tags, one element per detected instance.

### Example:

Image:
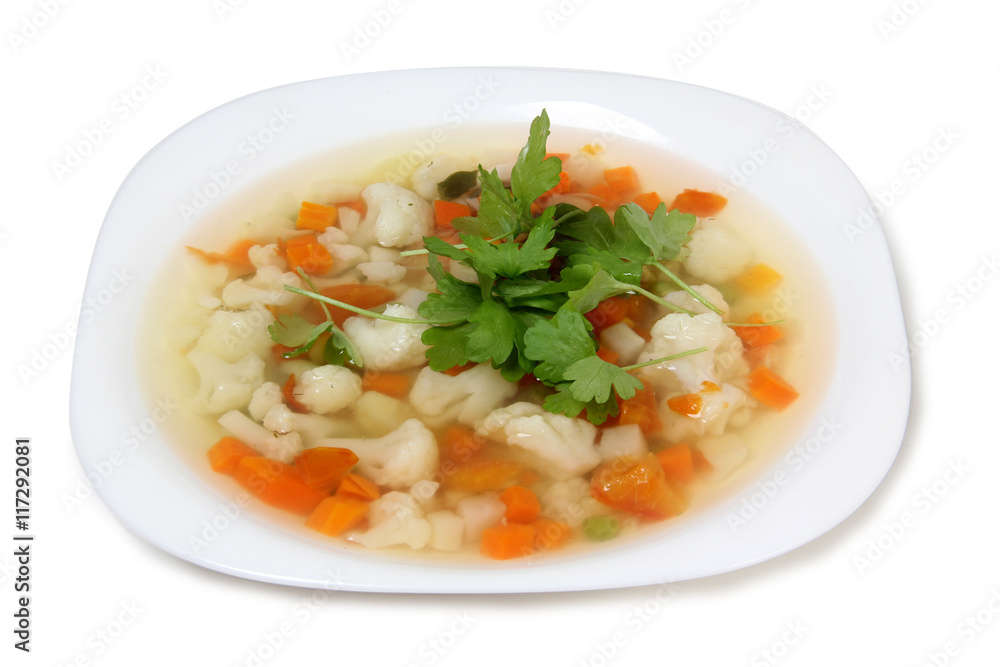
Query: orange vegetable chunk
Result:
<box><xmin>500</xmin><ymin>485</ymin><xmax>541</xmax><ymax>524</ymax></box>
<box><xmin>233</xmin><ymin>457</ymin><xmax>328</xmax><ymax>516</ymax></box>
<box><xmin>734</xmin><ymin>263</ymin><xmax>783</xmax><ymax>294</ymax></box>
<box><xmin>441</xmin><ymin>425</ymin><xmax>485</xmax><ymax>463</ymax></box>
<box><xmin>747</xmin><ymin>366</ymin><xmax>800</xmax><ymax>411</ymax></box>
<box><xmin>295</xmin><ymin>446</ymin><xmax>359</xmax><ymax>493</ymax></box>
<box><xmin>307</xmin><ymin>283</ymin><xmax>397</xmax><ymax>326</ymax></box>
<box><xmin>444</xmin><ymin>459</ymin><xmax>522</xmax><ymax>492</ymax></box>
<box><xmin>732</xmin><ymin>313</ymin><xmax>784</xmax><ymax>349</ymax></box>
<box><xmin>604</xmin><ymin>166</ymin><xmax>640</xmax><ymax>196</ymax></box>
<box><xmin>296</xmin><ymin>201</ymin><xmax>339</xmax><ymax>232</ymax></box>
<box><xmin>481</xmin><ymin>523</ymin><xmax>536</xmax><ymax>560</ymax></box>
<box><xmin>617</xmin><ymin>383</ymin><xmax>663</xmax><ymax>435</ymax></box>
<box><xmin>362</xmin><ymin>372</ymin><xmax>412</xmax><ymax>398</ymax></box>
<box><xmin>336</xmin><ymin>473</ymin><xmax>381</xmax><ymax>502</ymax></box>
<box><xmin>433</xmin><ymin>199</ymin><xmax>472</xmax><ymax>229</ymax></box>
<box><xmin>285</xmin><ymin>233</ymin><xmax>334</xmax><ymax>275</ymax></box>
<box><xmin>590</xmin><ymin>454</ymin><xmax>687</xmax><ymax>520</ymax></box>
<box><xmin>632</xmin><ymin>191</ymin><xmax>664</xmax><ymax>214</ymax></box>
<box><xmin>669</xmin><ymin>189</ymin><xmax>728</xmax><ymax>217</ymax></box>
<box><xmin>207</xmin><ymin>436</ymin><xmax>258</xmax><ymax>475</ymax></box>
<box><xmin>305</xmin><ymin>496</ymin><xmax>369</xmax><ymax>537</ymax></box>
<box><xmin>655</xmin><ymin>444</ymin><xmax>694</xmax><ymax>485</ymax></box>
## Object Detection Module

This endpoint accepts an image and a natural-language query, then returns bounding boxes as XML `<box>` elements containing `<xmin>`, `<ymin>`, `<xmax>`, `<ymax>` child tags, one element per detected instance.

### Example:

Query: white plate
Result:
<box><xmin>70</xmin><ymin>67</ymin><xmax>910</xmax><ymax>593</ymax></box>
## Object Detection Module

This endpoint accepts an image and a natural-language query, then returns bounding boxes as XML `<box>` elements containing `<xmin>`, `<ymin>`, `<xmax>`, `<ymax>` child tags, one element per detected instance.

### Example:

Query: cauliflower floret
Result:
<box><xmin>317</xmin><ymin>227</ymin><xmax>368</xmax><ymax>271</ymax></box>
<box><xmin>477</xmin><ymin>403</ymin><xmax>600</xmax><ymax>480</ymax></box>
<box><xmin>358</xmin><ymin>260</ymin><xmax>406</xmax><ymax>284</ymax></box>
<box><xmin>350</xmin><ymin>491</ymin><xmax>432</xmax><ymax>550</ymax></box>
<box><xmin>455</xmin><ymin>494</ymin><xmax>506</xmax><ymax>543</ymax></box>
<box><xmin>248</xmin><ymin>243</ymin><xmax>287</xmax><ymax>271</ymax></box>
<box><xmin>221</xmin><ymin>265</ymin><xmax>305</xmax><ymax>310</ymax></box>
<box><xmin>355</xmin><ymin>391</ymin><xmax>414</xmax><ymax>437</ymax></box>
<box><xmin>319</xmin><ymin>419</ymin><xmax>438</xmax><ymax>489</ymax></box>
<box><xmin>410</xmin><ymin>155</ymin><xmax>476</xmax><ymax>201</ymax></box>
<box><xmin>661</xmin><ymin>382</ymin><xmax>748</xmax><ymax>440</ymax></box>
<box><xmin>660</xmin><ymin>284</ymin><xmax>730</xmax><ymax>319</ymax></box>
<box><xmin>217</xmin><ymin>409</ymin><xmax>303</xmax><ymax>463</ymax></box>
<box><xmin>187</xmin><ymin>348</ymin><xmax>266</xmax><ymax>414</ymax></box>
<box><xmin>343</xmin><ymin>304</ymin><xmax>430</xmax><ymax>371</ymax></box>
<box><xmin>295</xmin><ymin>365</ymin><xmax>363</xmax><ymax>415</ymax></box>
<box><xmin>596</xmin><ymin>424</ymin><xmax>648</xmax><ymax>461</ymax></box>
<box><xmin>360</xmin><ymin>183</ymin><xmax>434</xmax><ymax>248</ymax></box>
<box><xmin>410</xmin><ymin>364</ymin><xmax>518</xmax><ymax>427</ymax></box>
<box><xmin>167</xmin><ymin>257</ymin><xmax>230</xmax><ymax>350</ymax></box>
<box><xmin>248</xmin><ymin>381</ymin><xmax>283</xmax><ymax>420</ymax></box>
<box><xmin>426</xmin><ymin>510</ymin><xmax>465</xmax><ymax>551</ymax></box>
<box><xmin>683</xmin><ymin>220</ymin><xmax>753</xmax><ymax>283</ymax></box>
<box><xmin>540</xmin><ymin>478</ymin><xmax>606</xmax><ymax>528</ymax></box>
<box><xmin>636</xmin><ymin>312</ymin><xmax>748</xmax><ymax>392</ymax></box>
<box><xmin>195</xmin><ymin>303</ymin><xmax>274</xmax><ymax>363</ymax></box>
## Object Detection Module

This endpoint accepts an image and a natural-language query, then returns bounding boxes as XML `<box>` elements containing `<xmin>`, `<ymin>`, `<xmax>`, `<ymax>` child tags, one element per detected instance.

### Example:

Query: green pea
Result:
<box><xmin>583</xmin><ymin>515</ymin><xmax>620</xmax><ymax>542</ymax></box>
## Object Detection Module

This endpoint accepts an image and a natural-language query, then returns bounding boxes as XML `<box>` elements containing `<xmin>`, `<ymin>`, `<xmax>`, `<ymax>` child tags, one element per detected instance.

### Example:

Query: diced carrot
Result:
<box><xmin>500</xmin><ymin>485</ymin><xmax>541</xmax><ymax>524</ymax></box>
<box><xmin>617</xmin><ymin>383</ymin><xmax>663</xmax><ymax>435</ymax></box>
<box><xmin>282</xmin><ymin>374</ymin><xmax>309</xmax><ymax>414</ymax></box>
<box><xmin>443</xmin><ymin>459</ymin><xmax>522</xmax><ymax>492</ymax></box>
<box><xmin>732</xmin><ymin>313</ymin><xmax>785</xmax><ymax>349</ymax></box>
<box><xmin>271</xmin><ymin>343</ymin><xmax>297</xmax><ymax>363</ymax></box>
<box><xmin>306</xmin><ymin>283</ymin><xmax>397</xmax><ymax>327</ymax></box>
<box><xmin>341</xmin><ymin>200</ymin><xmax>366</xmax><ymax>217</ymax></box>
<box><xmin>691</xmin><ymin>448</ymin><xmax>713</xmax><ymax>473</ymax></box>
<box><xmin>744</xmin><ymin>343</ymin><xmax>772</xmax><ymax>368</ymax></box>
<box><xmin>669</xmin><ymin>189</ymin><xmax>728</xmax><ymax>217</ymax></box>
<box><xmin>223</xmin><ymin>239</ymin><xmax>257</xmax><ymax>272</ymax></box>
<box><xmin>545</xmin><ymin>152</ymin><xmax>570</xmax><ymax>162</ymax></box>
<box><xmin>296</xmin><ymin>201</ymin><xmax>339</xmax><ymax>232</ymax></box>
<box><xmin>585</xmin><ymin>296</ymin><xmax>630</xmax><ymax>332</ymax></box>
<box><xmin>433</xmin><ymin>200</ymin><xmax>472</xmax><ymax>229</ymax></box>
<box><xmin>481</xmin><ymin>523</ymin><xmax>536</xmax><ymax>560</ymax></box>
<box><xmin>517</xmin><ymin>469</ymin><xmax>541</xmax><ymax>488</ymax></box>
<box><xmin>734</xmin><ymin>263</ymin><xmax>783</xmax><ymax>294</ymax></box>
<box><xmin>542</xmin><ymin>170</ymin><xmax>573</xmax><ymax>199</ymax></box>
<box><xmin>632</xmin><ymin>191</ymin><xmax>664</xmax><ymax>214</ymax></box>
<box><xmin>666</xmin><ymin>392</ymin><xmax>703</xmax><ymax>417</ymax></box>
<box><xmin>443</xmin><ymin>361</ymin><xmax>477</xmax><ymax>376</ymax></box>
<box><xmin>531</xmin><ymin>518</ymin><xmax>573</xmax><ymax>551</ymax></box>
<box><xmin>207</xmin><ymin>436</ymin><xmax>258</xmax><ymax>475</ymax></box>
<box><xmin>441</xmin><ymin>425</ymin><xmax>484</xmax><ymax>463</ymax></box>
<box><xmin>656</xmin><ymin>444</ymin><xmax>694</xmax><ymax>485</ymax></box>
<box><xmin>362</xmin><ymin>372</ymin><xmax>412</xmax><ymax>398</ymax></box>
<box><xmin>233</xmin><ymin>456</ymin><xmax>329</xmax><ymax>515</ymax></box>
<box><xmin>596</xmin><ymin>345</ymin><xmax>620</xmax><ymax>365</ymax></box>
<box><xmin>586</xmin><ymin>181</ymin><xmax>619</xmax><ymax>208</ymax></box>
<box><xmin>604</xmin><ymin>166</ymin><xmax>640</xmax><ymax>196</ymax></box>
<box><xmin>336</xmin><ymin>473</ymin><xmax>381</xmax><ymax>502</ymax></box>
<box><xmin>285</xmin><ymin>235</ymin><xmax>334</xmax><ymax>275</ymax></box>
<box><xmin>747</xmin><ymin>366</ymin><xmax>800</xmax><ymax>411</ymax></box>
<box><xmin>590</xmin><ymin>454</ymin><xmax>687</xmax><ymax>520</ymax></box>
<box><xmin>294</xmin><ymin>447</ymin><xmax>359</xmax><ymax>493</ymax></box>
<box><xmin>305</xmin><ymin>496</ymin><xmax>369</xmax><ymax>537</ymax></box>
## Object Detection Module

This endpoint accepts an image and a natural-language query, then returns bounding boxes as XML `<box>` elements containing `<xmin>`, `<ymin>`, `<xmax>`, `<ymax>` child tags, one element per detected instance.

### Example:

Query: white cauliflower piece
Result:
<box><xmin>410</xmin><ymin>364</ymin><xmax>518</xmax><ymax>427</ymax></box>
<box><xmin>318</xmin><ymin>227</ymin><xmax>368</xmax><ymax>272</ymax></box>
<box><xmin>661</xmin><ymin>382</ymin><xmax>748</xmax><ymax>440</ymax></box>
<box><xmin>167</xmin><ymin>257</ymin><xmax>230</xmax><ymax>350</ymax></box>
<box><xmin>338</xmin><ymin>206</ymin><xmax>362</xmax><ymax>237</ymax></box>
<box><xmin>343</xmin><ymin>304</ymin><xmax>430</xmax><ymax>371</ymax></box>
<box><xmin>358</xmin><ymin>260</ymin><xmax>406</xmax><ymax>284</ymax></box>
<box><xmin>221</xmin><ymin>265</ymin><xmax>305</xmax><ymax>310</ymax></box>
<box><xmin>318</xmin><ymin>419</ymin><xmax>438</xmax><ymax>489</ymax></box>
<box><xmin>317</xmin><ymin>226</ymin><xmax>349</xmax><ymax>244</ymax></box>
<box><xmin>477</xmin><ymin>403</ymin><xmax>600</xmax><ymax>480</ymax></box>
<box><xmin>247</xmin><ymin>243</ymin><xmax>286</xmax><ymax>271</ymax></box>
<box><xmin>248</xmin><ymin>381</ymin><xmax>283</xmax><ymax>421</ymax></box>
<box><xmin>426</xmin><ymin>510</ymin><xmax>465</xmax><ymax>551</ymax></box>
<box><xmin>355</xmin><ymin>391</ymin><xmax>413</xmax><ymax>437</ymax></box>
<box><xmin>410</xmin><ymin>155</ymin><xmax>475</xmax><ymax>201</ymax></box>
<box><xmin>596</xmin><ymin>424</ymin><xmax>648</xmax><ymax>461</ymax></box>
<box><xmin>683</xmin><ymin>220</ymin><xmax>752</xmax><ymax>283</ymax></box>
<box><xmin>361</xmin><ymin>183</ymin><xmax>434</xmax><ymax>248</ymax></box>
<box><xmin>217</xmin><ymin>409</ymin><xmax>303</xmax><ymax>464</ymax></box>
<box><xmin>599</xmin><ymin>322</ymin><xmax>646</xmax><ymax>366</ymax></box>
<box><xmin>660</xmin><ymin>284</ymin><xmax>730</xmax><ymax>319</ymax></box>
<box><xmin>540</xmin><ymin>478</ymin><xmax>606</xmax><ymax>527</ymax></box>
<box><xmin>636</xmin><ymin>312</ymin><xmax>748</xmax><ymax>392</ymax></box>
<box><xmin>456</xmin><ymin>494</ymin><xmax>506</xmax><ymax>543</ymax></box>
<box><xmin>195</xmin><ymin>303</ymin><xmax>274</xmax><ymax>363</ymax></box>
<box><xmin>187</xmin><ymin>348</ymin><xmax>266</xmax><ymax>414</ymax></box>
<box><xmin>295</xmin><ymin>365</ymin><xmax>363</xmax><ymax>414</ymax></box>
<box><xmin>351</xmin><ymin>491</ymin><xmax>431</xmax><ymax>550</ymax></box>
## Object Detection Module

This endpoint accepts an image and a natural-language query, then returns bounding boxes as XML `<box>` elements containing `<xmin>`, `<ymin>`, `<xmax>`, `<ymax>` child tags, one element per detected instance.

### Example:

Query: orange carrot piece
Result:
<box><xmin>596</xmin><ymin>345</ymin><xmax>620</xmax><ymax>365</ymax></box>
<box><xmin>617</xmin><ymin>383</ymin><xmax>663</xmax><ymax>435</ymax></box>
<box><xmin>295</xmin><ymin>447</ymin><xmax>359</xmax><ymax>493</ymax></box>
<box><xmin>669</xmin><ymin>189</ymin><xmax>728</xmax><ymax>217</ymax></box>
<box><xmin>443</xmin><ymin>361</ymin><xmax>477</xmax><ymax>376</ymax></box>
<box><xmin>747</xmin><ymin>366</ymin><xmax>800</xmax><ymax>411</ymax></box>
<box><xmin>443</xmin><ymin>459</ymin><xmax>522</xmax><ymax>492</ymax></box>
<box><xmin>282</xmin><ymin>374</ymin><xmax>309</xmax><ymax>414</ymax></box>
<box><xmin>296</xmin><ymin>201</ymin><xmax>339</xmax><ymax>232</ymax></box>
<box><xmin>285</xmin><ymin>236</ymin><xmax>334</xmax><ymax>275</ymax></box>
<box><xmin>586</xmin><ymin>181</ymin><xmax>619</xmax><ymax>208</ymax></box>
<box><xmin>542</xmin><ymin>170</ymin><xmax>573</xmax><ymax>199</ymax></box>
<box><xmin>305</xmin><ymin>496</ymin><xmax>369</xmax><ymax>537</ymax></box>
<box><xmin>336</xmin><ymin>473</ymin><xmax>381</xmax><ymax>502</ymax></box>
<box><xmin>341</xmin><ymin>200</ymin><xmax>367</xmax><ymax>217</ymax></box>
<box><xmin>362</xmin><ymin>372</ymin><xmax>412</xmax><ymax>398</ymax></box>
<box><xmin>233</xmin><ymin>456</ymin><xmax>329</xmax><ymax>515</ymax></box>
<box><xmin>734</xmin><ymin>263</ymin><xmax>783</xmax><ymax>294</ymax></box>
<box><xmin>545</xmin><ymin>152</ymin><xmax>570</xmax><ymax>162</ymax></box>
<box><xmin>585</xmin><ymin>296</ymin><xmax>630</xmax><ymax>332</ymax></box>
<box><xmin>632</xmin><ymin>191</ymin><xmax>664</xmax><ymax>214</ymax></box>
<box><xmin>604</xmin><ymin>166</ymin><xmax>640</xmax><ymax>196</ymax></box>
<box><xmin>517</xmin><ymin>468</ymin><xmax>541</xmax><ymax>488</ymax></box>
<box><xmin>306</xmin><ymin>283</ymin><xmax>397</xmax><ymax>327</ymax></box>
<box><xmin>656</xmin><ymin>444</ymin><xmax>694</xmax><ymax>485</ymax></box>
<box><xmin>441</xmin><ymin>425</ymin><xmax>484</xmax><ymax>463</ymax></box>
<box><xmin>531</xmin><ymin>518</ymin><xmax>573</xmax><ymax>552</ymax></box>
<box><xmin>500</xmin><ymin>485</ymin><xmax>542</xmax><ymax>524</ymax></box>
<box><xmin>691</xmin><ymin>448</ymin><xmax>713</xmax><ymax>473</ymax></box>
<box><xmin>481</xmin><ymin>523</ymin><xmax>536</xmax><ymax>560</ymax></box>
<box><xmin>732</xmin><ymin>313</ymin><xmax>785</xmax><ymax>349</ymax></box>
<box><xmin>590</xmin><ymin>454</ymin><xmax>687</xmax><ymax>520</ymax></box>
<box><xmin>433</xmin><ymin>199</ymin><xmax>472</xmax><ymax>229</ymax></box>
<box><xmin>666</xmin><ymin>393</ymin><xmax>703</xmax><ymax>417</ymax></box>
<box><xmin>207</xmin><ymin>436</ymin><xmax>259</xmax><ymax>475</ymax></box>
<box><xmin>223</xmin><ymin>239</ymin><xmax>257</xmax><ymax>272</ymax></box>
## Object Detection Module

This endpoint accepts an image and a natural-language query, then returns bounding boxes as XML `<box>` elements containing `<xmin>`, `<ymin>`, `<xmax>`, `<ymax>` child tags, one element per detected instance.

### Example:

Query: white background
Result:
<box><xmin>3</xmin><ymin>0</ymin><xmax>999</xmax><ymax>665</ymax></box>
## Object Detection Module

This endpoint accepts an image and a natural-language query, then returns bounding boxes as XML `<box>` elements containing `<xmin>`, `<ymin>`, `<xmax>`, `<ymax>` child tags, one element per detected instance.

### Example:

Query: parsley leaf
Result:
<box><xmin>422</xmin><ymin>323</ymin><xmax>474</xmax><ymax>371</ymax></box>
<box><xmin>459</xmin><ymin>214</ymin><xmax>558</xmax><ymax>279</ymax></box>
<box><xmin>616</xmin><ymin>202</ymin><xmax>696</xmax><ymax>262</ymax></box>
<box><xmin>566</xmin><ymin>267</ymin><xmax>636</xmax><ymax>313</ymax></box>
<box><xmin>510</xmin><ymin>109</ymin><xmax>563</xmax><ymax>215</ymax></box>
<box><xmin>437</xmin><ymin>169</ymin><xmax>478</xmax><ymax>200</ymax></box>
<box><xmin>453</xmin><ymin>167</ymin><xmax>521</xmax><ymax>239</ymax></box>
<box><xmin>466</xmin><ymin>299</ymin><xmax>518</xmax><ymax>363</ymax></box>
<box><xmin>562</xmin><ymin>356</ymin><xmax>643</xmax><ymax>403</ymax></box>
<box><xmin>268</xmin><ymin>313</ymin><xmax>316</xmax><ymax>349</ymax></box>
<box><xmin>523</xmin><ymin>308</ymin><xmax>596</xmax><ymax>384</ymax></box>
<box><xmin>268</xmin><ymin>313</ymin><xmax>362</xmax><ymax>367</ymax></box>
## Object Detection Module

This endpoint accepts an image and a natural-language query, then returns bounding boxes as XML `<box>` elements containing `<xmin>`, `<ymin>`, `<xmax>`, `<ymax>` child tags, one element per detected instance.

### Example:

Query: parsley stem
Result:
<box><xmin>283</xmin><ymin>285</ymin><xmax>460</xmax><ymax>325</ymax></box>
<box><xmin>295</xmin><ymin>269</ymin><xmax>333</xmax><ymax>322</ymax></box>
<box><xmin>632</xmin><ymin>284</ymin><xmax>697</xmax><ymax>316</ymax></box>
<box><xmin>651</xmin><ymin>262</ymin><xmax>724</xmax><ymax>315</ymax></box>
<box><xmin>621</xmin><ymin>347</ymin><xmax>709</xmax><ymax>372</ymax></box>
<box><xmin>725</xmin><ymin>318</ymin><xmax>787</xmax><ymax>327</ymax></box>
